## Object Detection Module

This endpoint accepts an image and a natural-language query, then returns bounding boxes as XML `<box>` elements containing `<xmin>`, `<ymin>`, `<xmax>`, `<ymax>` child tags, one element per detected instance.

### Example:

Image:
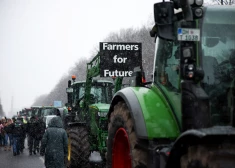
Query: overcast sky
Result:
<box><xmin>0</xmin><ymin>0</ymin><xmax>158</xmax><ymax>116</ymax></box>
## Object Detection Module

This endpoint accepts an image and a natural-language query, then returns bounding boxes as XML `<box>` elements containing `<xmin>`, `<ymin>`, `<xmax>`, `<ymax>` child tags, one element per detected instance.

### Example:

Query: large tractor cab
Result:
<box><xmin>65</xmin><ymin>77</ymin><xmax>113</xmax><ymax>128</ymax></box>
<box><xmin>107</xmin><ymin>1</ymin><xmax>235</xmax><ymax>168</ymax></box>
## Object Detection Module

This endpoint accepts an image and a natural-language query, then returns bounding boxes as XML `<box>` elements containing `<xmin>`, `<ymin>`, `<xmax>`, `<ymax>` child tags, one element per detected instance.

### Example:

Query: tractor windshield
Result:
<box><xmin>31</xmin><ymin>107</ymin><xmax>40</xmax><ymax>117</ymax></box>
<box><xmin>90</xmin><ymin>82</ymin><xmax>113</xmax><ymax>104</ymax></box>
<box><xmin>72</xmin><ymin>82</ymin><xmax>85</xmax><ymax>107</ymax></box>
<box><xmin>72</xmin><ymin>82</ymin><xmax>113</xmax><ymax>106</ymax></box>
<box><xmin>41</xmin><ymin>108</ymin><xmax>57</xmax><ymax>117</ymax></box>
<box><xmin>201</xmin><ymin>6</ymin><xmax>235</xmax><ymax>126</ymax></box>
<box><xmin>20</xmin><ymin>109</ymin><xmax>32</xmax><ymax>118</ymax></box>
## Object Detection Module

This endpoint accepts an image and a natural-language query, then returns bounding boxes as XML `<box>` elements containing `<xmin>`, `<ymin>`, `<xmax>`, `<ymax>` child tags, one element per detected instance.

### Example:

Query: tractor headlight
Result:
<box><xmin>183</xmin><ymin>47</ymin><xmax>193</xmax><ymax>58</ymax></box>
<box><xmin>195</xmin><ymin>0</ymin><xmax>203</xmax><ymax>6</ymax></box>
<box><xmin>194</xmin><ymin>8</ymin><xmax>203</xmax><ymax>17</ymax></box>
<box><xmin>188</xmin><ymin>0</ymin><xmax>194</xmax><ymax>5</ymax></box>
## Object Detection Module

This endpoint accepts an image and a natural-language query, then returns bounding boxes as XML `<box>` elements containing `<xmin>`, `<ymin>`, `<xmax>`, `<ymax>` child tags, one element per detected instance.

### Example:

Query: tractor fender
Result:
<box><xmin>108</xmin><ymin>87</ymin><xmax>148</xmax><ymax>138</ymax></box>
<box><xmin>166</xmin><ymin>126</ymin><xmax>235</xmax><ymax>168</ymax></box>
<box><xmin>108</xmin><ymin>87</ymin><xmax>180</xmax><ymax>139</ymax></box>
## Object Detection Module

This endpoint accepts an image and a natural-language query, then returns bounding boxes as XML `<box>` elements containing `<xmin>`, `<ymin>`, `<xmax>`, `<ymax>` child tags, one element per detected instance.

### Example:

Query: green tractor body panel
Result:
<box><xmin>89</xmin><ymin>103</ymin><xmax>109</xmax><ymax>134</ymax></box>
<box><xmin>130</xmin><ymin>85</ymin><xmax>181</xmax><ymax>140</ymax></box>
<box><xmin>89</xmin><ymin>103</ymin><xmax>109</xmax><ymax>152</ymax></box>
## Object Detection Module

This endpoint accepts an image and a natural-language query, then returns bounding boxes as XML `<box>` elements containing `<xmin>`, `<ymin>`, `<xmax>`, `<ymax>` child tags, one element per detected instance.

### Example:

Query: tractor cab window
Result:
<box><xmin>41</xmin><ymin>108</ymin><xmax>57</xmax><ymax>116</ymax></box>
<box><xmin>72</xmin><ymin>83</ymin><xmax>85</xmax><ymax>107</ymax></box>
<box><xmin>154</xmin><ymin>38</ymin><xmax>180</xmax><ymax>92</ymax></box>
<box><xmin>90</xmin><ymin>82</ymin><xmax>113</xmax><ymax>104</ymax></box>
<box><xmin>32</xmin><ymin>108</ymin><xmax>39</xmax><ymax>117</ymax></box>
<box><xmin>201</xmin><ymin>7</ymin><xmax>235</xmax><ymax>126</ymax></box>
<box><xmin>154</xmin><ymin>36</ymin><xmax>181</xmax><ymax>116</ymax></box>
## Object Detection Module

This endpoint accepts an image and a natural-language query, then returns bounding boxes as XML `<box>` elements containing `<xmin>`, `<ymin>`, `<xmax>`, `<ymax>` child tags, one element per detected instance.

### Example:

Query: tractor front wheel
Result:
<box><xmin>106</xmin><ymin>101</ymin><xmax>147</xmax><ymax>168</ymax></box>
<box><xmin>68</xmin><ymin>126</ymin><xmax>90</xmax><ymax>168</ymax></box>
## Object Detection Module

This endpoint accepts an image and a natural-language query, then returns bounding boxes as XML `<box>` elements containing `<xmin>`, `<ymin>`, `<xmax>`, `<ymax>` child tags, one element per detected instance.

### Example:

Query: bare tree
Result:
<box><xmin>32</xmin><ymin>58</ymin><xmax>89</xmax><ymax>106</ymax></box>
<box><xmin>32</xmin><ymin>22</ymin><xmax>156</xmax><ymax>106</ymax></box>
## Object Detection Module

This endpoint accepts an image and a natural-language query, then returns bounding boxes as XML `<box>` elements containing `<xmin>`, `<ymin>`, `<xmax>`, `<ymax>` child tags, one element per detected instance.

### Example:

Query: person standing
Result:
<box><xmin>34</xmin><ymin>117</ymin><xmax>46</xmax><ymax>153</ymax></box>
<box><xmin>20</xmin><ymin>116</ymin><xmax>28</xmax><ymax>153</ymax></box>
<box><xmin>1</xmin><ymin>118</ymin><xmax>8</xmax><ymax>151</ymax></box>
<box><xmin>27</xmin><ymin>116</ymin><xmax>38</xmax><ymax>155</ymax></box>
<box><xmin>11</xmin><ymin>118</ymin><xmax>24</xmax><ymax>156</ymax></box>
<box><xmin>0</xmin><ymin>120</ymin><xmax>3</xmax><ymax>148</ymax></box>
<box><xmin>40</xmin><ymin>116</ymin><xmax>68</xmax><ymax>168</ymax></box>
<box><xmin>4</xmin><ymin>119</ymin><xmax>13</xmax><ymax>151</ymax></box>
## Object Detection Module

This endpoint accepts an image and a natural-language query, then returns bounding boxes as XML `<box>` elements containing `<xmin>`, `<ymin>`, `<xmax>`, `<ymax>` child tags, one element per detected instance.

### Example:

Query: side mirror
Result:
<box><xmin>130</xmin><ymin>66</ymin><xmax>146</xmax><ymax>87</ymax></box>
<box><xmin>68</xmin><ymin>80</ymin><xmax>71</xmax><ymax>87</ymax></box>
<box><xmin>154</xmin><ymin>1</ymin><xmax>174</xmax><ymax>40</ymax></box>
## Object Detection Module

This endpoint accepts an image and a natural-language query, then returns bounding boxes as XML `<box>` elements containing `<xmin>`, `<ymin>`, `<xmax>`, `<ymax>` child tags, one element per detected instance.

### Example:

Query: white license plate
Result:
<box><xmin>177</xmin><ymin>28</ymin><xmax>200</xmax><ymax>41</ymax></box>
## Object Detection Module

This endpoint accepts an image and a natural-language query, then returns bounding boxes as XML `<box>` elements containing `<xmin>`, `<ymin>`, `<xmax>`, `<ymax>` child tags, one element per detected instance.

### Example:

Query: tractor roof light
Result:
<box><xmin>72</xmin><ymin>75</ymin><xmax>76</xmax><ymax>80</ymax></box>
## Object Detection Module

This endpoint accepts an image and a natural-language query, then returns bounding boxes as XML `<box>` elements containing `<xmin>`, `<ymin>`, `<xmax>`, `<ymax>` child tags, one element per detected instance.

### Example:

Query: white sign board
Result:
<box><xmin>178</xmin><ymin>28</ymin><xmax>200</xmax><ymax>41</ymax></box>
<box><xmin>54</xmin><ymin>101</ymin><xmax>62</xmax><ymax>107</ymax></box>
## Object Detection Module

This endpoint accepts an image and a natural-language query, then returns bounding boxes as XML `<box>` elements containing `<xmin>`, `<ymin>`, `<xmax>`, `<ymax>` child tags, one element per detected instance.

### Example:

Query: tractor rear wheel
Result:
<box><xmin>68</xmin><ymin>126</ymin><xmax>90</xmax><ymax>168</ymax></box>
<box><xmin>66</xmin><ymin>129</ymin><xmax>72</xmax><ymax>168</ymax></box>
<box><xmin>180</xmin><ymin>144</ymin><xmax>235</xmax><ymax>168</ymax></box>
<box><xmin>106</xmin><ymin>101</ymin><xmax>147</xmax><ymax>168</ymax></box>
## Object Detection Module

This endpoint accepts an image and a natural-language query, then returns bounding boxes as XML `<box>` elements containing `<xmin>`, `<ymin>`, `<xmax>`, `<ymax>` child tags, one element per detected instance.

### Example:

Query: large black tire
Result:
<box><xmin>66</xmin><ymin>128</ymin><xmax>72</xmax><ymax>168</ymax></box>
<box><xmin>180</xmin><ymin>144</ymin><xmax>235</xmax><ymax>168</ymax></box>
<box><xmin>67</xmin><ymin>126</ymin><xmax>90</xmax><ymax>168</ymax></box>
<box><xmin>106</xmin><ymin>101</ymin><xmax>148</xmax><ymax>168</ymax></box>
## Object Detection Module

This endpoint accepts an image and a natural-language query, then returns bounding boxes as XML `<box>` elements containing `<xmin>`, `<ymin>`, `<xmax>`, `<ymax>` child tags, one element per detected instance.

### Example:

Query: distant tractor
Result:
<box><xmin>19</xmin><ymin>108</ymin><xmax>33</xmax><ymax>120</ymax></box>
<box><xmin>37</xmin><ymin>106</ymin><xmax>58</xmax><ymax>119</ymax></box>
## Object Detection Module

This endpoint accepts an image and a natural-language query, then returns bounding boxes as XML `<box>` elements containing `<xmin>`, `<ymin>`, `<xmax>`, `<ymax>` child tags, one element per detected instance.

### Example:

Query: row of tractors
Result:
<box><xmin>16</xmin><ymin>106</ymin><xmax>61</xmax><ymax>121</ymax></box>
<box><xmin>63</xmin><ymin>0</ymin><xmax>235</xmax><ymax>168</ymax></box>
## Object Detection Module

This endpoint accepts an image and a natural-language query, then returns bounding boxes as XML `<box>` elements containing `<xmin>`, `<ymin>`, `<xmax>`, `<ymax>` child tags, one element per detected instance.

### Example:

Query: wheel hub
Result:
<box><xmin>112</xmin><ymin>127</ymin><xmax>132</xmax><ymax>168</ymax></box>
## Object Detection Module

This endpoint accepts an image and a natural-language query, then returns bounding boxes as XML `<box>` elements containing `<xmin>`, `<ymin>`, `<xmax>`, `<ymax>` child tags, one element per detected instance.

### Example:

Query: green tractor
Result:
<box><xmin>106</xmin><ymin>1</ymin><xmax>235</xmax><ymax>168</ymax></box>
<box><xmin>65</xmin><ymin>53</ymin><xmax>122</xmax><ymax>168</ymax></box>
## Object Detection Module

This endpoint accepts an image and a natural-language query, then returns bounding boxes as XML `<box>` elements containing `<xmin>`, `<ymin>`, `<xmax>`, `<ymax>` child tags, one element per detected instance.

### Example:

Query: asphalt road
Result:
<box><xmin>0</xmin><ymin>138</ymin><xmax>45</xmax><ymax>168</ymax></box>
<box><xmin>0</xmin><ymin>138</ymin><xmax>105</xmax><ymax>168</ymax></box>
